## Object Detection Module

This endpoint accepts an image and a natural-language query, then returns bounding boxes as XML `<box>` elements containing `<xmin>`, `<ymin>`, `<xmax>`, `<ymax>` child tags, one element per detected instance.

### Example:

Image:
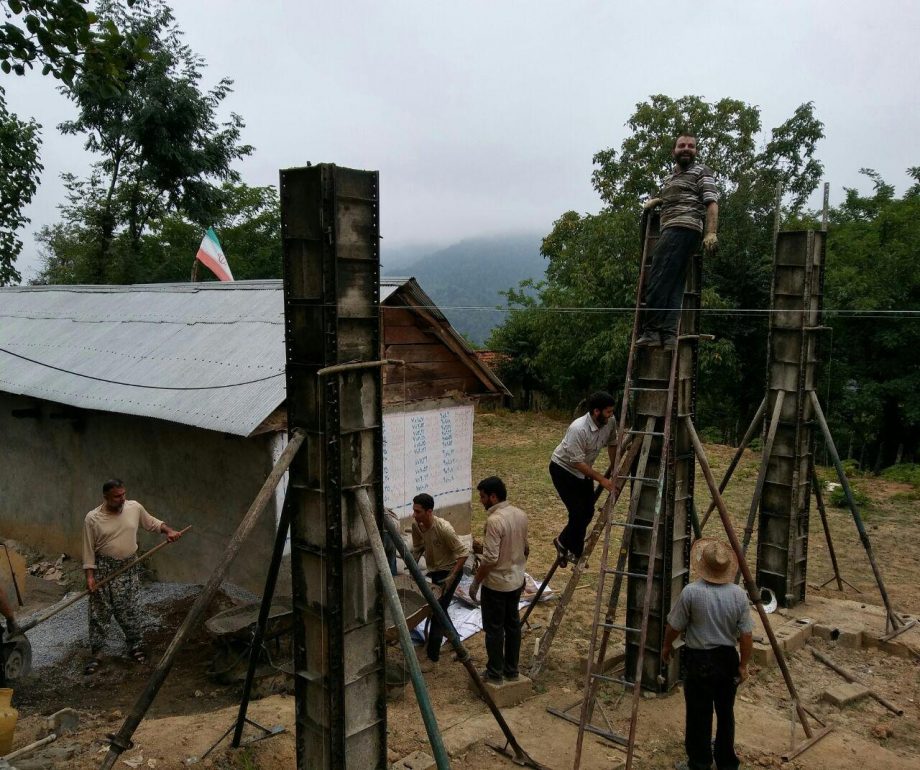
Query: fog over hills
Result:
<box><xmin>383</xmin><ymin>233</ymin><xmax>546</xmax><ymax>345</ymax></box>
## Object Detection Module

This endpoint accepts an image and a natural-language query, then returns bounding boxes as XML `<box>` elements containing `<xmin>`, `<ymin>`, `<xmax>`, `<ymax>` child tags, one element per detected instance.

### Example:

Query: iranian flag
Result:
<box><xmin>196</xmin><ymin>227</ymin><xmax>234</xmax><ymax>282</ymax></box>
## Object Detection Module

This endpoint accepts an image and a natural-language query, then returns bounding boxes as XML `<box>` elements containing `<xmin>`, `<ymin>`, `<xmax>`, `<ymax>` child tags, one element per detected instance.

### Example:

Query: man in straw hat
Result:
<box><xmin>663</xmin><ymin>538</ymin><xmax>753</xmax><ymax>770</ymax></box>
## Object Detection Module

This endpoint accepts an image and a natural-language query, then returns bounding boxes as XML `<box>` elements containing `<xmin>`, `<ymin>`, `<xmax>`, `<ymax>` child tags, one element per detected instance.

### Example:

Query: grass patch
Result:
<box><xmin>880</xmin><ymin>463</ymin><xmax>920</xmax><ymax>486</ymax></box>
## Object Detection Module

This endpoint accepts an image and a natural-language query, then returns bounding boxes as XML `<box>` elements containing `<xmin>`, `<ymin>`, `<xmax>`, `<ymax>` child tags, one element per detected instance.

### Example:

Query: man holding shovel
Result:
<box><xmin>82</xmin><ymin>479</ymin><xmax>183</xmax><ymax>674</ymax></box>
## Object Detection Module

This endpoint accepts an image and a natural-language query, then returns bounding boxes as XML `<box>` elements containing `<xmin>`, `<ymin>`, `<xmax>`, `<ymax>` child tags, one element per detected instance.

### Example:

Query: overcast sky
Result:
<box><xmin>4</xmin><ymin>0</ymin><xmax>919</xmax><ymax>280</ymax></box>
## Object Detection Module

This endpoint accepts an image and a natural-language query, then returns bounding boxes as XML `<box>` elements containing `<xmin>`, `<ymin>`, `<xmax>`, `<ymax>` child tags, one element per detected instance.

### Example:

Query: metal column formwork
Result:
<box><xmin>754</xmin><ymin>229</ymin><xmax>826</xmax><ymax>607</ymax></box>
<box><xmin>624</xmin><ymin>215</ymin><xmax>699</xmax><ymax>691</ymax></box>
<box><xmin>280</xmin><ymin>165</ymin><xmax>387</xmax><ymax>769</ymax></box>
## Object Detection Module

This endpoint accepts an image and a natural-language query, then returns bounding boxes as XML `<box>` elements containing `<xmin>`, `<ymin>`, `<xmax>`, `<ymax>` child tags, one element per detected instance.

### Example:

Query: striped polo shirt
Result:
<box><xmin>658</xmin><ymin>163</ymin><xmax>719</xmax><ymax>234</ymax></box>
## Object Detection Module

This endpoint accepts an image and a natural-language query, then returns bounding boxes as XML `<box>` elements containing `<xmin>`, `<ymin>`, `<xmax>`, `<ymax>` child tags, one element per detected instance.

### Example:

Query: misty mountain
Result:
<box><xmin>389</xmin><ymin>234</ymin><xmax>546</xmax><ymax>346</ymax></box>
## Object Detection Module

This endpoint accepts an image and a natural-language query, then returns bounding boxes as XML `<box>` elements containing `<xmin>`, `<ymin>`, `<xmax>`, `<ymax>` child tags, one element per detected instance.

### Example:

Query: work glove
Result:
<box><xmin>703</xmin><ymin>233</ymin><xmax>719</xmax><ymax>255</ymax></box>
<box><xmin>642</xmin><ymin>197</ymin><xmax>663</xmax><ymax>211</ymax></box>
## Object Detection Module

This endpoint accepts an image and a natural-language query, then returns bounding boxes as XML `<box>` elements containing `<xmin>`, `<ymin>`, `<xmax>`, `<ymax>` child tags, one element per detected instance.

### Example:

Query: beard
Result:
<box><xmin>676</xmin><ymin>153</ymin><xmax>694</xmax><ymax>170</ymax></box>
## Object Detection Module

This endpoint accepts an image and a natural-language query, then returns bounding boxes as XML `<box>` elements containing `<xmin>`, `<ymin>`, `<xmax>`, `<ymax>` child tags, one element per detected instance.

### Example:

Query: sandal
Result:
<box><xmin>130</xmin><ymin>646</ymin><xmax>148</xmax><ymax>664</ymax></box>
<box><xmin>84</xmin><ymin>658</ymin><xmax>101</xmax><ymax>675</ymax></box>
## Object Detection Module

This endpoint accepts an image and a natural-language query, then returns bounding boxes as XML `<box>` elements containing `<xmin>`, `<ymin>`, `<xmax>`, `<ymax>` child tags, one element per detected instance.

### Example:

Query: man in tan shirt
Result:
<box><xmin>411</xmin><ymin>493</ymin><xmax>469</xmax><ymax>663</ymax></box>
<box><xmin>82</xmin><ymin>478</ymin><xmax>182</xmax><ymax>673</ymax></box>
<box><xmin>469</xmin><ymin>476</ymin><xmax>529</xmax><ymax>683</ymax></box>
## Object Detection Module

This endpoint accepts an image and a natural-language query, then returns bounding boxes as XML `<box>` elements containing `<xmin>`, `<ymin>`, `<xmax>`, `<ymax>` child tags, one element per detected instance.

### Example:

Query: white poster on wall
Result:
<box><xmin>383</xmin><ymin>403</ymin><xmax>474</xmax><ymax>517</ymax></box>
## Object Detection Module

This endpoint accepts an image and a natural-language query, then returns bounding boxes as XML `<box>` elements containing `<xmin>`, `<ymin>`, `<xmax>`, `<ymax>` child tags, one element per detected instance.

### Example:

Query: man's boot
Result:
<box><xmin>661</xmin><ymin>332</ymin><xmax>678</xmax><ymax>351</ymax></box>
<box><xmin>635</xmin><ymin>329</ymin><xmax>660</xmax><ymax>347</ymax></box>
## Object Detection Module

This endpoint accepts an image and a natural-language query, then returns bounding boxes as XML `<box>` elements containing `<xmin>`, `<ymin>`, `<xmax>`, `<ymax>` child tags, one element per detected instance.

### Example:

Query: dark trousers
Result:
<box><xmin>683</xmin><ymin>646</ymin><xmax>741</xmax><ymax>770</ymax></box>
<box><xmin>550</xmin><ymin>461</ymin><xmax>595</xmax><ymax>558</ymax></box>
<box><xmin>481</xmin><ymin>584</ymin><xmax>523</xmax><ymax>679</ymax></box>
<box><xmin>425</xmin><ymin>569</ymin><xmax>460</xmax><ymax>661</ymax></box>
<box><xmin>641</xmin><ymin>226</ymin><xmax>700</xmax><ymax>336</ymax></box>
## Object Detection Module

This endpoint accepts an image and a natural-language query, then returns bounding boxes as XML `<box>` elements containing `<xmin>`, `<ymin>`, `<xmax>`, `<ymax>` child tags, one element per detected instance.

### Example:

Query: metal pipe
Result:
<box><xmin>810</xmin><ymin>648</ymin><xmax>903</xmax><ymax>715</ymax></box>
<box><xmin>98</xmin><ymin>430</ymin><xmax>306</xmax><ymax>770</ymax></box>
<box><xmin>811</xmin><ymin>470</ymin><xmax>844</xmax><ymax>591</ymax></box>
<box><xmin>354</xmin><ymin>489</ymin><xmax>449</xmax><ymax>770</ymax></box>
<box><xmin>19</xmin><ymin>527</ymin><xmax>192</xmax><ymax>635</ymax></box>
<box><xmin>231</xmin><ymin>496</ymin><xmax>294</xmax><ymax>747</ymax></box>
<box><xmin>699</xmin><ymin>397</ymin><xmax>767</xmax><ymax>532</ymax></box>
<box><xmin>809</xmin><ymin>392</ymin><xmax>902</xmax><ymax>631</ymax></box>
<box><xmin>381</xmin><ymin>511</ymin><xmax>544</xmax><ymax>769</ymax></box>
<box><xmin>740</xmin><ymin>391</ymin><xmax>785</xmax><ymax>564</ymax></box>
<box><xmin>316</xmin><ymin>358</ymin><xmax>404</xmax><ymax>376</ymax></box>
<box><xmin>685</xmin><ymin>416</ymin><xmax>813</xmax><ymax>737</ymax></box>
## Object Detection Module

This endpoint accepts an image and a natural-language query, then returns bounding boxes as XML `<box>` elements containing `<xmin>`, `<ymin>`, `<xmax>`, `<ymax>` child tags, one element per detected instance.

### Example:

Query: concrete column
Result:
<box><xmin>280</xmin><ymin>165</ymin><xmax>387</xmax><ymax>768</ymax></box>
<box><xmin>755</xmin><ymin>229</ymin><xmax>826</xmax><ymax>607</ymax></box>
<box><xmin>624</xmin><ymin>216</ymin><xmax>699</xmax><ymax>691</ymax></box>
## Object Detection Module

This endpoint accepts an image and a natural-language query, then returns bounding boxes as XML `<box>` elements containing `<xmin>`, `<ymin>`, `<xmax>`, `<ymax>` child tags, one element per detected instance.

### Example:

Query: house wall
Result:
<box><xmin>0</xmin><ymin>392</ymin><xmax>278</xmax><ymax>594</ymax></box>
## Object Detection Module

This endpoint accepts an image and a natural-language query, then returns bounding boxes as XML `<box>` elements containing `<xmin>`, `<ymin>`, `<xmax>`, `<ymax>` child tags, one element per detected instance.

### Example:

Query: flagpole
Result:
<box><xmin>190</xmin><ymin>259</ymin><xmax>199</xmax><ymax>282</ymax></box>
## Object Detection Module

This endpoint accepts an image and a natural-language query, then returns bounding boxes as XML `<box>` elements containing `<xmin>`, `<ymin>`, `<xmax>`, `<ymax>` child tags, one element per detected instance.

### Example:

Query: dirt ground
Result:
<box><xmin>4</xmin><ymin>409</ymin><xmax>919</xmax><ymax>769</ymax></box>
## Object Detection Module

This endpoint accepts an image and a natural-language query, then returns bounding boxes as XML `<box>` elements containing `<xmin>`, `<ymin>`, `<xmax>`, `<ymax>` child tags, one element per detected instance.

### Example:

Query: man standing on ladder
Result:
<box><xmin>549</xmin><ymin>391</ymin><xmax>617</xmax><ymax>566</ymax></box>
<box><xmin>663</xmin><ymin>539</ymin><xmax>753</xmax><ymax>770</ymax></box>
<box><xmin>637</xmin><ymin>132</ymin><xmax>720</xmax><ymax>350</ymax></box>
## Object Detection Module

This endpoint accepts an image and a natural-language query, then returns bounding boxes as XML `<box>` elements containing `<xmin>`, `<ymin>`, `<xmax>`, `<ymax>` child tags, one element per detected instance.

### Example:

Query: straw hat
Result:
<box><xmin>690</xmin><ymin>538</ymin><xmax>737</xmax><ymax>584</ymax></box>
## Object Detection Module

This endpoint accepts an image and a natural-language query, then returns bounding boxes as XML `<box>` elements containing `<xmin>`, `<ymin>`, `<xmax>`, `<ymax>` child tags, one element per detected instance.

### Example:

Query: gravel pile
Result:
<box><xmin>24</xmin><ymin>581</ymin><xmax>257</xmax><ymax>669</ymax></box>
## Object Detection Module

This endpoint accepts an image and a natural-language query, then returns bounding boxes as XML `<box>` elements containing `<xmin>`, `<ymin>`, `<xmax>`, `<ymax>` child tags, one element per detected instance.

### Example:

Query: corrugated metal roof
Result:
<box><xmin>0</xmin><ymin>282</ymin><xmax>286</xmax><ymax>437</ymax></box>
<box><xmin>0</xmin><ymin>278</ymin><xmax>507</xmax><ymax>436</ymax></box>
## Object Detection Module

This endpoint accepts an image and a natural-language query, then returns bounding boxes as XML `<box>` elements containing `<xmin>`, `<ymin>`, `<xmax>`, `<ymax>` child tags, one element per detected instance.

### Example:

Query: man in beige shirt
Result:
<box><xmin>469</xmin><ymin>476</ymin><xmax>529</xmax><ymax>683</ymax></box>
<box><xmin>411</xmin><ymin>493</ymin><xmax>469</xmax><ymax>663</ymax></box>
<box><xmin>82</xmin><ymin>478</ymin><xmax>182</xmax><ymax>674</ymax></box>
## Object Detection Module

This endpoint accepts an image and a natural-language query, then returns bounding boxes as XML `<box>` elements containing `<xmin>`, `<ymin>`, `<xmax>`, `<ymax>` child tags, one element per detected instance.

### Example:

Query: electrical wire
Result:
<box><xmin>0</xmin><ymin>345</ymin><xmax>284</xmax><ymax>390</ymax></box>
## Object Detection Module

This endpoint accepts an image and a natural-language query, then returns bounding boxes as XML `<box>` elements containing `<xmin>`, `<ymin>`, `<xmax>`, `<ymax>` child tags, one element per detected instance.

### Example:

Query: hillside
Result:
<box><xmin>385</xmin><ymin>233</ymin><xmax>546</xmax><ymax>345</ymax></box>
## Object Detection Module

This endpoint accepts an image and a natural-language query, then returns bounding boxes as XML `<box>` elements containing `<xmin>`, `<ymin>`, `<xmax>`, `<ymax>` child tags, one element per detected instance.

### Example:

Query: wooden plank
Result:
<box><xmin>380</xmin><ymin>307</ymin><xmax>417</xmax><ymax>326</ymax></box>
<box><xmin>383</xmin><ymin>344</ymin><xmax>457</xmax><ymax>363</ymax></box>
<box><xmin>384</xmin><ymin>325</ymin><xmax>434</xmax><ymax>345</ymax></box>
<box><xmin>383</xmin><ymin>376</ymin><xmax>480</xmax><ymax>404</ymax></box>
<box><xmin>383</xmin><ymin>360</ymin><xmax>472</xmax><ymax>384</ymax></box>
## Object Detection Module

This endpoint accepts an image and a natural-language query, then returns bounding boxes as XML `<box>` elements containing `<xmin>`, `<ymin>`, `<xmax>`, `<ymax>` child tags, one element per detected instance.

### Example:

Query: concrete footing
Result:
<box><xmin>470</xmin><ymin>675</ymin><xmax>533</xmax><ymax>708</ymax></box>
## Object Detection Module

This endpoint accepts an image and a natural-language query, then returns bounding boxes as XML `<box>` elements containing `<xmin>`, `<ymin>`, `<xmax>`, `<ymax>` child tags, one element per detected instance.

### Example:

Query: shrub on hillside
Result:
<box><xmin>829</xmin><ymin>483</ymin><xmax>869</xmax><ymax>509</ymax></box>
<box><xmin>880</xmin><ymin>463</ymin><xmax>920</xmax><ymax>486</ymax></box>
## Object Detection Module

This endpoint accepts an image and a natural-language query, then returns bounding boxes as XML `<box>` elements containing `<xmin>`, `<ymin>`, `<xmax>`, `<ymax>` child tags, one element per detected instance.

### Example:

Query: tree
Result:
<box><xmin>49</xmin><ymin>0</ymin><xmax>252</xmax><ymax>283</ymax></box>
<box><xmin>490</xmin><ymin>95</ymin><xmax>825</xmax><ymax>433</ymax></box>
<box><xmin>822</xmin><ymin>169</ymin><xmax>920</xmax><ymax>468</ymax></box>
<box><xmin>34</xmin><ymin>181</ymin><xmax>280</xmax><ymax>284</ymax></box>
<box><xmin>0</xmin><ymin>0</ymin><xmax>142</xmax><ymax>285</ymax></box>
<box><xmin>0</xmin><ymin>86</ymin><xmax>41</xmax><ymax>284</ymax></box>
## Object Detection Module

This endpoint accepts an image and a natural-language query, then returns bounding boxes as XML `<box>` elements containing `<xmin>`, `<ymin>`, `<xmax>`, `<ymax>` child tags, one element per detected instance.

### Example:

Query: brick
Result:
<box><xmin>835</xmin><ymin>628</ymin><xmax>863</xmax><ymax>649</ymax></box>
<box><xmin>469</xmin><ymin>675</ymin><xmax>533</xmax><ymax>708</ymax></box>
<box><xmin>393</xmin><ymin>751</ymin><xmax>436</xmax><ymax>770</ymax></box>
<box><xmin>751</xmin><ymin>640</ymin><xmax>775</xmax><ymax>667</ymax></box>
<box><xmin>822</xmin><ymin>682</ymin><xmax>870</xmax><ymax>707</ymax></box>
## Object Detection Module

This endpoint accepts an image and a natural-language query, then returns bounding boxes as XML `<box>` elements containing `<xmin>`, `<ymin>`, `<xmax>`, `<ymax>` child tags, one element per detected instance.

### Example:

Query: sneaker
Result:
<box><xmin>635</xmin><ymin>330</ymin><xmax>660</xmax><ymax>347</ymax></box>
<box><xmin>479</xmin><ymin>668</ymin><xmax>503</xmax><ymax>684</ymax></box>
<box><xmin>661</xmin><ymin>333</ymin><xmax>678</xmax><ymax>351</ymax></box>
<box><xmin>503</xmin><ymin>671</ymin><xmax>520</xmax><ymax>681</ymax></box>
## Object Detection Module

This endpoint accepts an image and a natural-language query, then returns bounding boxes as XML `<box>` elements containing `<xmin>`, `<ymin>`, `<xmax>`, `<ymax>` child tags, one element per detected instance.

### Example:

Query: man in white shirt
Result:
<box><xmin>82</xmin><ymin>478</ymin><xmax>182</xmax><ymax>674</ymax></box>
<box><xmin>549</xmin><ymin>391</ymin><xmax>618</xmax><ymax>565</ymax></box>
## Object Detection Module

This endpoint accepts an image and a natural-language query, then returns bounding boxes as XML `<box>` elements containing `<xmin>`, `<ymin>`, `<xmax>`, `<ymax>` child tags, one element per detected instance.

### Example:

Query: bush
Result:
<box><xmin>840</xmin><ymin>458</ymin><xmax>862</xmax><ymax>478</ymax></box>
<box><xmin>880</xmin><ymin>463</ymin><xmax>920</xmax><ymax>486</ymax></box>
<box><xmin>829</xmin><ymin>483</ymin><xmax>870</xmax><ymax>509</ymax></box>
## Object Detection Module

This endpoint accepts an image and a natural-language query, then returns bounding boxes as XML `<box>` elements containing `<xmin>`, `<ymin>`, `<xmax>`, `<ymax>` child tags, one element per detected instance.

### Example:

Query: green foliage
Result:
<box><xmin>0</xmin><ymin>86</ymin><xmax>42</xmax><ymax>284</ymax></box>
<box><xmin>0</xmin><ymin>0</ymin><xmax>146</xmax><ymax>97</ymax></box>
<box><xmin>880</xmin><ymin>463</ymin><xmax>920</xmax><ymax>486</ymax></box>
<box><xmin>841</xmin><ymin>458</ymin><xmax>862</xmax><ymax>478</ymax></box>
<box><xmin>34</xmin><ymin>181</ymin><xmax>279</xmax><ymax>283</ymax></box>
<box><xmin>489</xmin><ymin>95</ymin><xmax>824</xmax><ymax>423</ymax></box>
<box><xmin>823</xmin><ymin>169</ymin><xmax>920</xmax><ymax>467</ymax></box>
<box><xmin>829</xmin><ymin>483</ymin><xmax>869</xmax><ymax>510</ymax></box>
<box><xmin>39</xmin><ymin>0</ymin><xmax>252</xmax><ymax>283</ymax></box>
